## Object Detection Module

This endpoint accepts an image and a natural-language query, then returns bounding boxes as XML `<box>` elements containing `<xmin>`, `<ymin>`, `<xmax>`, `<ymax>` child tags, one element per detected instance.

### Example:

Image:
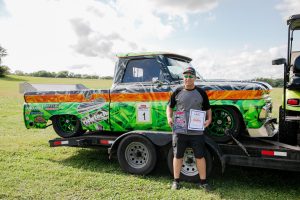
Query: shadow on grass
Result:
<box><xmin>213</xmin><ymin>166</ymin><xmax>300</xmax><ymax>199</ymax></box>
<box><xmin>49</xmin><ymin>148</ymin><xmax>300</xmax><ymax>198</ymax></box>
<box><xmin>48</xmin><ymin>148</ymin><xmax>171</xmax><ymax>180</ymax></box>
<box><xmin>0</xmin><ymin>75</ymin><xmax>27</xmax><ymax>82</ymax></box>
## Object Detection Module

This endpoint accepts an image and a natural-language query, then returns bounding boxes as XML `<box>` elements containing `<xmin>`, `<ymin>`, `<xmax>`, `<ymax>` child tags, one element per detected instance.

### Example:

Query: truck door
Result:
<box><xmin>110</xmin><ymin>57</ymin><xmax>171</xmax><ymax>132</ymax></box>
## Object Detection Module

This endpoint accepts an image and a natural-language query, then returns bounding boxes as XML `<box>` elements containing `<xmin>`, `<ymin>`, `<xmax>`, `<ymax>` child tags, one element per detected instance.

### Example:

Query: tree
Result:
<box><xmin>56</xmin><ymin>71</ymin><xmax>69</xmax><ymax>78</ymax></box>
<box><xmin>15</xmin><ymin>70</ymin><xmax>25</xmax><ymax>76</ymax></box>
<box><xmin>30</xmin><ymin>70</ymin><xmax>54</xmax><ymax>77</ymax></box>
<box><xmin>0</xmin><ymin>66</ymin><xmax>10</xmax><ymax>77</ymax></box>
<box><xmin>0</xmin><ymin>45</ymin><xmax>8</xmax><ymax>65</ymax></box>
<box><xmin>101</xmin><ymin>76</ymin><xmax>113</xmax><ymax>80</ymax></box>
<box><xmin>73</xmin><ymin>74</ymin><xmax>82</xmax><ymax>78</ymax></box>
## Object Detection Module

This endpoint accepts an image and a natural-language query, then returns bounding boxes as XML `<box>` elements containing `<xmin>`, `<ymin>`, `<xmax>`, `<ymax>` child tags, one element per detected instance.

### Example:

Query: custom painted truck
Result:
<box><xmin>23</xmin><ymin>52</ymin><xmax>276</xmax><ymax>143</ymax></box>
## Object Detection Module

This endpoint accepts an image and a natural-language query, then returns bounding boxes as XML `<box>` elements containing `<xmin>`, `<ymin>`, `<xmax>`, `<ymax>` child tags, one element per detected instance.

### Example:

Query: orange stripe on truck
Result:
<box><xmin>24</xmin><ymin>93</ymin><xmax>110</xmax><ymax>103</ymax></box>
<box><xmin>206</xmin><ymin>90</ymin><xmax>266</xmax><ymax>100</ymax></box>
<box><xmin>110</xmin><ymin>92</ymin><xmax>171</xmax><ymax>102</ymax></box>
<box><xmin>24</xmin><ymin>90</ymin><xmax>267</xmax><ymax>103</ymax></box>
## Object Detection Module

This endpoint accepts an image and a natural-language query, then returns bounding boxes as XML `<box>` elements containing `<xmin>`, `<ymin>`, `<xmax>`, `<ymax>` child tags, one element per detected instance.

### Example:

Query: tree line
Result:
<box><xmin>0</xmin><ymin>67</ymin><xmax>113</xmax><ymax>79</ymax></box>
<box><xmin>253</xmin><ymin>78</ymin><xmax>283</xmax><ymax>87</ymax></box>
<box><xmin>14</xmin><ymin>70</ymin><xmax>113</xmax><ymax>79</ymax></box>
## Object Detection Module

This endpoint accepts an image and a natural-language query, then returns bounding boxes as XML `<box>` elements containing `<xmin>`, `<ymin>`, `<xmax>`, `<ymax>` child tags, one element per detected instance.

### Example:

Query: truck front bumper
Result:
<box><xmin>248</xmin><ymin>118</ymin><xmax>278</xmax><ymax>137</ymax></box>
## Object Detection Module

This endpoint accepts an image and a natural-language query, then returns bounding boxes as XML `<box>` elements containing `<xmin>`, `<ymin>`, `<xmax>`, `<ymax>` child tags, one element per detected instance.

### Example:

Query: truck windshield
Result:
<box><xmin>166</xmin><ymin>57</ymin><xmax>204</xmax><ymax>81</ymax></box>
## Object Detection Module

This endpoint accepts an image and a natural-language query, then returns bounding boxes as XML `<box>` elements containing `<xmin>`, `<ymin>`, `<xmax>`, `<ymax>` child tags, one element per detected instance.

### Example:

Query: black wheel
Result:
<box><xmin>279</xmin><ymin>106</ymin><xmax>298</xmax><ymax>145</ymax></box>
<box><xmin>206</xmin><ymin>107</ymin><xmax>240</xmax><ymax>143</ymax></box>
<box><xmin>52</xmin><ymin>115</ymin><xmax>85</xmax><ymax>138</ymax></box>
<box><xmin>117</xmin><ymin>135</ymin><xmax>157</xmax><ymax>175</ymax></box>
<box><xmin>167</xmin><ymin>147</ymin><xmax>212</xmax><ymax>182</ymax></box>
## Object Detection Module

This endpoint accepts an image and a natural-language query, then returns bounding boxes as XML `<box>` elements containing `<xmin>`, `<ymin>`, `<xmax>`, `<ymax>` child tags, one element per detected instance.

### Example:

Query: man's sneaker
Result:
<box><xmin>171</xmin><ymin>181</ymin><xmax>180</xmax><ymax>190</ymax></box>
<box><xmin>198</xmin><ymin>183</ymin><xmax>213</xmax><ymax>192</ymax></box>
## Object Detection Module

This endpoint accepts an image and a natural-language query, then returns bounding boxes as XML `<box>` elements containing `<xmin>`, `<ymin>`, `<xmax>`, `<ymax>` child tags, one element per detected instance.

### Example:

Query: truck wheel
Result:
<box><xmin>52</xmin><ymin>115</ymin><xmax>85</xmax><ymax>138</ymax></box>
<box><xmin>117</xmin><ymin>135</ymin><xmax>157</xmax><ymax>175</ymax></box>
<box><xmin>167</xmin><ymin>147</ymin><xmax>212</xmax><ymax>182</ymax></box>
<box><xmin>207</xmin><ymin>107</ymin><xmax>240</xmax><ymax>143</ymax></box>
<box><xmin>279</xmin><ymin>106</ymin><xmax>298</xmax><ymax>145</ymax></box>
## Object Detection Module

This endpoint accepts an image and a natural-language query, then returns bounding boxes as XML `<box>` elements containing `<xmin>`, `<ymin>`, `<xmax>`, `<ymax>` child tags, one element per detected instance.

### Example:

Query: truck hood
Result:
<box><xmin>195</xmin><ymin>79</ymin><xmax>272</xmax><ymax>91</ymax></box>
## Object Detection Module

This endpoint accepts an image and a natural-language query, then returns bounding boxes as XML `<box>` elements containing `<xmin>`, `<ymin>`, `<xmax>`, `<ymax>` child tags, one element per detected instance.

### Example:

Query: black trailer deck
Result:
<box><xmin>218</xmin><ymin>137</ymin><xmax>300</xmax><ymax>171</ymax></box>
<box><xmin>49</xmin><ymin>133</ymin><xmax>300</xmax><ymax>172</ymax></box>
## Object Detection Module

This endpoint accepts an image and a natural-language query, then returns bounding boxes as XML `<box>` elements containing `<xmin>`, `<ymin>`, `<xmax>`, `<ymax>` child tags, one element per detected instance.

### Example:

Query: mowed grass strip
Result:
<box><xmin>0</xmin><ymin>75</ymin><xmax>299</xmax><ymax>199</ymax></box>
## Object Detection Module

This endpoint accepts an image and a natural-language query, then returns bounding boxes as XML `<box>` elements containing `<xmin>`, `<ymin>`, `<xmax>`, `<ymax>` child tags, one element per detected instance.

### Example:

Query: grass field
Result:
<box><xmin>0</xmin><ymin>75</ymin><xmax>299</xmax><ymax>200</ymax></box>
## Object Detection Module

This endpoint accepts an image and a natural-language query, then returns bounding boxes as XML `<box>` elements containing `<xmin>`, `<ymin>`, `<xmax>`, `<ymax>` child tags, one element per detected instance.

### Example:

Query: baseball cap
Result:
<box><xmin>182</xmin><ymin>67</ymin><xmax>196</xmax><ymax>75</ymax></box>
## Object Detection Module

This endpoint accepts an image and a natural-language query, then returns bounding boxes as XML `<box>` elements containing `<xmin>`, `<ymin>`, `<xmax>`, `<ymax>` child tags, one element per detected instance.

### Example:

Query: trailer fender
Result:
<box><xmin>109</xmin><ymin>131</ymin><xmax>172</xmax><ymax>159</ymax></box>
<box><xmin>204</xmin><ymin>136</ymin><xmax>226</xmax><ymax>173</ymax></box>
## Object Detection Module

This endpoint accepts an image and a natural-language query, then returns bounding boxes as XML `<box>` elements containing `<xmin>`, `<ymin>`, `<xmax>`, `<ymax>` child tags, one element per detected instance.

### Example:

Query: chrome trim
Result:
<box><xmin>248</xmin><ymin>118</ymin><xmax>278</xmax><ymax>137</ymax></box>
<box><xmin>259</xmin><ymin>103</ymin><xmax>272</xmax><ymax>119</ymax></box>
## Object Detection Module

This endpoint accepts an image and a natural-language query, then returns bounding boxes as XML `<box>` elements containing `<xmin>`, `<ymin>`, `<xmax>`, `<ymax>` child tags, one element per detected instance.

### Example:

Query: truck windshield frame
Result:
<box><xmin>166</xmin><ymin>57</ymin><xmax>204</xmax><ymax>81</ymax></box>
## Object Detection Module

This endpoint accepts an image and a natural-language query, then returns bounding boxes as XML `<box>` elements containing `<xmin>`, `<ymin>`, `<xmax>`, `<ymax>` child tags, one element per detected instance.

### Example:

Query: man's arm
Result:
<box><xmin>166</xmin><ymin>106</ymin><xmax>174</xmax><ymax>127</ymax></box>
<box><xmin>204</xmin><ymin>109</ymin><xmax>212</xmax><ymax>128</ymax></box>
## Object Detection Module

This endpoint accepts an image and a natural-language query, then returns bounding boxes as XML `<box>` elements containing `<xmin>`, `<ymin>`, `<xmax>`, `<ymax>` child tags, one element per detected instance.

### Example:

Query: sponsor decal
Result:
<box><xmin>30</xmin><ymin>110</ymin><xmax>44</xmax><ymax>115</ymax></box>
<box><xmin>26</xmin><ymin>105</ymin><xmax>39</xmax><ymax>110</ymax></box>
<box><xmin>77</xmin><ymin>98</ymin><xmax>106</xmax><ymax>114</ymax></box>
<box><xmin>43</xmin><ymin>104</ymin><xmax>59</xmax><ymax>111</ymax></box>
<box><xmin>95</xmin><ymin>124</ymin><xmax>103</xmax><ymax>131</ymax></box>
<box><xmin>82</xmin><ymin>110</ymin><xmax>109</xmax><ymax>126</ymax></box>
<box><xmin>34</xmin><ymin>116</ymin><xmax>46</xmax><ymax>123</ymax></box>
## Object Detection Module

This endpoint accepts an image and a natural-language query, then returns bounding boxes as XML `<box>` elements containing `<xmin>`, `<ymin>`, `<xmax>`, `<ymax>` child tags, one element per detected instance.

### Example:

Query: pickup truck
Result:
<box><xmin>23</xmin><ymin>52</ymin><xmax>276</xmax><ymax>143</ymax></box>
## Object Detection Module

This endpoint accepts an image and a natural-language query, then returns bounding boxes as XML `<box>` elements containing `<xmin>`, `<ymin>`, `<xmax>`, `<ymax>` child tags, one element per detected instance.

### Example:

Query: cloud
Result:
<box><xmin>0</xmin><ymin>0</ymin><xmax>167</xmax><ymax>76</ymax></box>
<box><xmin>276</xmin><ymin>0</ymin><xmax>300</xmax><ymax>19</ymax></box>
<box><xmin>153</xmin><ymin>0</ymin><xmax>218</xmax><ymax>14</ymax></box>
<box><xmin>190</xmin><ymin>46</ymin><xmax>286</xmax><ymax>80</ymax></box>
<box><xmin>70</xmin><ymin>18</ymin><xmax>124</xmax><ymax>59</ymax></box>
<box><xmin>68</xmin><ymin>64</ymin><xmax>91</xmax><ymax>70</ymax></box>
<box><xmin>70</xmin><ymin>18</ymin><xmax>93</xmax><ymax>37</ymax></box>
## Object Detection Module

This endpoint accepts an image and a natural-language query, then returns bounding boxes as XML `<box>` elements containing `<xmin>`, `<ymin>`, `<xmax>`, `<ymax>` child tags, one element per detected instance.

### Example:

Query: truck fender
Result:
<box><xmin>109</xmin><ymin>131</ymin><xmax>172</xmax><ymax>159</ymax></box>
<box><xmin>204</xmin><ymin>136</ymin><xmax>226</xmax><ymax>173</ymax></box>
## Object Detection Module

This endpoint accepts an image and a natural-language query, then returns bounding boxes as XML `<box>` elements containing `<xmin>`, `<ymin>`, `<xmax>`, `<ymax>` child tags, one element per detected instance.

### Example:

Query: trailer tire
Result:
<box><xmin>52</xmin><ymin>115</ymin><xmax>85</xmax><ymax>138</ymax></box>
<box><xmin>117</xmin><ymin>135</ymin><xmax>157</xmax><ymax>175</ymax></box>
<box><xmin>279</xmin><ymin>106</ymin><xmax>298</xmax><ymax>145</ymax></box>
<box><xmin>167</xmin><ymin>147</ymin><xmax>212</xmax><ymax>182</ymax></box>
<box><xmin>206</xmin><ymin>107</ymin><xmax>240</xmax><ymax>143</ymax></box>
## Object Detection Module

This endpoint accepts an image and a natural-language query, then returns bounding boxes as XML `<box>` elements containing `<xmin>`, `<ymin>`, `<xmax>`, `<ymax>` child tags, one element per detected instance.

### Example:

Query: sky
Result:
<box><xmin>1</xmin><ymin>0</ymin><xmax>300</xmax><ymax>80</ymax></box>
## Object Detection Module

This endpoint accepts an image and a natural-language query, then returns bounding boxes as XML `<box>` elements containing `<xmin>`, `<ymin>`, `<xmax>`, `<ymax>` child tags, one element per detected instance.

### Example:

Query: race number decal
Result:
<box><xmin>136</xmin><ymin>102</ymin><xmax>151</xmax><ymax>123</ymax></box>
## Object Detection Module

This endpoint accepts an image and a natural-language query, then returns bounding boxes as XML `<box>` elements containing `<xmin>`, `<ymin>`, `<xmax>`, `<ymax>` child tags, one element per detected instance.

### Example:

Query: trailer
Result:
<box><xmin>49</xmin><ymin>130</ymin><xmax>300</xmax><ymax>181</ymax></box>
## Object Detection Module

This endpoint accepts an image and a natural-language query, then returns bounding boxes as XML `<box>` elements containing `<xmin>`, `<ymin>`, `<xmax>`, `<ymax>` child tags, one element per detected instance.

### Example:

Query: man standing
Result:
<box><xmin>166</xmin><ymin>67</ymin><xmax>212</xmax><ymax>191</ymax></box>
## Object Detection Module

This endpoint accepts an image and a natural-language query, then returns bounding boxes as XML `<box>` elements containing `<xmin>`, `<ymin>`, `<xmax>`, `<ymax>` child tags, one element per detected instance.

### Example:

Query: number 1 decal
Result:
<box><xmin>143</xmin><ymin>112</ymin><xmax>146</xmax><ymax>120</ymax></box>
<box><xmin>137</xmin><ymin>102</ymin><xmax>151</xmax><ymax>123</ymax></box>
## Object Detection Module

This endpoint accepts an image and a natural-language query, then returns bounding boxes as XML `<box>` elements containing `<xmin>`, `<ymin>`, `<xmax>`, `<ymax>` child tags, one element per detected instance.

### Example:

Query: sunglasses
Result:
<box><xmin>183</xmin><ymin>75</ymin><xmax>195</xmax><ymax>78</ymax></box>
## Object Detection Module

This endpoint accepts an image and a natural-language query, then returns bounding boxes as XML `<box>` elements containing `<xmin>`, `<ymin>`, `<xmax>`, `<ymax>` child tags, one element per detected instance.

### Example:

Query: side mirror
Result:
<box><xmin>152</xmin><ymin>77</ymin><xmax>163</xmax><ymax>88</ymax></box>
<box><xmin>152</xmin><ymin>77</ymin><xmax>159</xmax><ymax>83</ymax></box>
<box><xmin>272</xmin><ymin>58</ymin><xmax>286</xmax><ymax>65</ymax></box>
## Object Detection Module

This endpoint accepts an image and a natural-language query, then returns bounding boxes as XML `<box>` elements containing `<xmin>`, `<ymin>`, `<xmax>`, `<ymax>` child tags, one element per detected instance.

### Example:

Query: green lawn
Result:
<box><xmin>0</xmin><ymin>75</ymin><xmax>299</xmax><ymax>200</ymax></box>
